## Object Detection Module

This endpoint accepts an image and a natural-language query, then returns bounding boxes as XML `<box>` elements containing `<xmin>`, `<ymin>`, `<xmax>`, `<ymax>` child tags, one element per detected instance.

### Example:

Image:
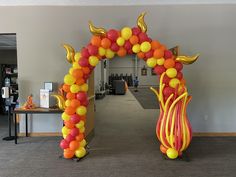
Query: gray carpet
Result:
<box><xmin>129</xmin><ymin>87</ymin><xmax>159</xmax><ymax>109</ymax></box>
<box><xmin>0</xmin><ymin>94</ymin><xmax>236</xmax><ymax>177</ymax></box>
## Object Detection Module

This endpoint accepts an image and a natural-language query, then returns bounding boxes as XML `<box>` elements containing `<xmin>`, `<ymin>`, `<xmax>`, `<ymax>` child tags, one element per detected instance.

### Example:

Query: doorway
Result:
<box><xmin>0</xmin><ymin>33</ymin><xmax>18</xmax><ymax>139</ymax></box>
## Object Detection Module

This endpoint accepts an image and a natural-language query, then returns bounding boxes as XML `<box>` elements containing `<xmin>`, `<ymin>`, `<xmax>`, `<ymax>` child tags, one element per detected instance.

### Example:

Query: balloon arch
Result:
<box><xmin>53</xmin><ymin>12</ymin><xmax>199</xmax><ymax>160</ymax></box>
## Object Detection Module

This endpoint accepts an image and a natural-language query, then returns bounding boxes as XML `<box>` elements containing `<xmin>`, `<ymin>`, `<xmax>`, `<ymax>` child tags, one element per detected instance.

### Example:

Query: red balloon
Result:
<box><xmin>110</xmin><ymin>42</ymin><xmax>120</xmax><ymax>52</ymax></box>
<box><xmin>78</xmin><ymin>57</ymin><xmax>89</xmax><ymax>67</ymax></box>
<box><xmin>175</xmin><ymin>62</ymin><xmax>183</xmax><ymax>71</ymax></box>
<box><xmin>163</xmin><ymin>86</ymin><xmax>175</xmax><ymax>97</ymax></box>
<box><xmin>70</xmin><ymin>114</ymin><xmax>81</xmax><ymax>124</ymax></box>
<box><xmin>124</xmin><ymin>41</ymin><xmax>132</xmax><ymax>50</ymax></box>
<box><xmin>65</xmin><ymin>134</ymin><xmax>75</xmax><ymax>142</ymax></box>
<box><xmin>81</xmin><ymin>47</ymin><xmax>90</xmax><ymax>58</ymax></box>
<box><xmin>138</xmin><ymin>32</ymin><xmax>149</xmax><ymax>43</ymax></box>
<box><xmin>132</xmin><ymin>27</ymin><xmax>141</xmax><ymax>36</ymax></box>
<box><xmin>107</xmin><ymin>29</ymin><xmax>119</xmax><ymax>42</ymax></box>
<box><xmin>88</xmin><ymin>45</ymin><xmax>98</xmax><ymax>55</ymax></box>
<box><xmin>177</xmin><ymin>72</ymin><xmax>183</xmax><ymax>80</ymax></box>
<box><xmin>127</xmin><ymin>49</ymin><xmax>133</xmax><ymax>55</ymax></box>
<box><xmin>60</xmin><ymin>139</ymin><xmax>69</xmax><ymax>149</ymax></box>
<box><xmin>145</xmin><ymin>50</ymin><xmax>154</xmax><ymax>58</ymax></box>
<box><xmin>154</xmin><ymin>65</ymin><xmax>166</xmax><ymax>75</ymax></box>
<box><xmin>81</xmin><ymin>99</ymin><xmax>89</xmax><ymax>107</ymax></box>
<box><xmin>76</xmin><ymin>92</ymin><xmax>87</xmax><ymax>102</ymax></box>
<box><xmin>163</xmin><ymin>75</ymin><xmax>171</xmax><ymax>85</ymax></box>
<box><xmin>164</xmin><ymin>50</ymin><xmax>173</xmax><ymax>59</ymax></box>
<box><xmin>70</xmin><ymin>128</ymin><xmax>80</xmax><ymax>137</ymax></box>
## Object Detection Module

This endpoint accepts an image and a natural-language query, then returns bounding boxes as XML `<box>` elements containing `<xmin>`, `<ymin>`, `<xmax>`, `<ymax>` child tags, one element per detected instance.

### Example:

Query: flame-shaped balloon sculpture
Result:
<box><xmin>57</xmin><ymin>12</ymin><xmax>199</xmax><ymax>160</ymax></box>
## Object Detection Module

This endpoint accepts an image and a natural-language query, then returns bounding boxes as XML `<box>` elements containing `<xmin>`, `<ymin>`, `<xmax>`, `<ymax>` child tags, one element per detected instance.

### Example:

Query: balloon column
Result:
<box><xmin>54</xmin><ymin>12</ymin><xmax>199</xmax><ymax>160</ymax></box>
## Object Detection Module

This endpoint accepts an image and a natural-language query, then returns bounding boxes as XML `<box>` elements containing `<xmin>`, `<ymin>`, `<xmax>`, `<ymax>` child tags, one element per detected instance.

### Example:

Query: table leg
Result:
<box><xmin>14</xmin><ymin>113</ymin><xmax>17</xmax><ymax>144</ymax></box>
<box><xmin>25</xmin><ymin>114</ymin><xmax>28</xmax><ymax>137</ymax></box>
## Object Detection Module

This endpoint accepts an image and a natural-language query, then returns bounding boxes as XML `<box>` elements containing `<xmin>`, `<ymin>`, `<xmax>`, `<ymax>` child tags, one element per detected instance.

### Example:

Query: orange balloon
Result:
<box><xmin>76</xmin><ymin>133</ymin><xmax>85</xmax><ymax>142</ymax></box>
<box><xmin>153</xmin><ymin>49</ymin><xmax>164</xmax><ymax>58</ymax></box>
<box><xmin>164</xmin><ymin>59</ymin><xmax>175</xmax><ymax>69</ymax></box>
<box><xmin>137</xmin><ymin>52</ymin><xmax>145</xmax><ymax>59</ymax></box>
<box><xmin>69</xmin><ymin>140</ymin><xmax>80</xmax><ymax>151</ymax></box>
<box><xmin>160</xmin><ymin>145</ymin><xmax>167</xmax><ymax>154</ymax></box>
<box><xmin>72</xmin><ymin>69</ymin><xmax>83</xmax><ymax>79</ymax></box>
<box><xmin>101</xmin><ymin>38</ymin><xmax>111</xmax><ymax>49</ymax></box>
<box><xmin>70</xmin><ymin>99</ymin><xmax>81</xmax><ymax>108</ymax></box>
<box><xmin>80</xmin><ymin>115</ymin><xmax>86</xmax><ymax>122</ymax></box>
<box><xmin>64</xmin><ymin>148</ymin><xmax>74</xmax><ymax>159</ymax></box>
<box><xmin>65</xmin><ymin>120</ymin><xmax>75</xmax><ymax>129</ymax></box>
<box><xmin>76</xmin><ymin>78</ymin><xmax>85</xmax><ymax>85</ymax></box>
<box><xmin>151</xmin><ymin>40</ymin><xmax>161</xmax><ymax>50</ymax></box>
<box><xmin>180</xmin><ymin>78</ymin><xmax>186</xmax><ymax>85</ymax></box>
<box><xmin>91</xmin><ymin>36</ymin><xmax>101</xmax><ymax>47</ymax></box>
<box><xmin>66</xmin><ymin>92</ymin><xmax>75</xmax><ymax>100</ymax></box>
<box><xmin>65</xmin><ymin>106</ymin><xmax>76</xmax><ymax>115</ymax></box>
<box><xmin>82</xmin><ymin>67</ymin><xmax>90</xmax><ymax>75</ymax></box>
<box><xmin>129</xmin><ymin>35</ymin><xmax>139</xmax><ymax>45</ymax></box>
<box><xmin>159</xmin><ymin>45</ymin><xmax>167</xmax><ymax>51</ymax></box>
<box><xmin>117</xmin><ymin>47</ymin><xmax>127</xmax><ymax>57</ymax></box>
<box><xmin>63</xmin><ymin>84</ymin><xmax>70</xmax><ymax>92</ymax></box>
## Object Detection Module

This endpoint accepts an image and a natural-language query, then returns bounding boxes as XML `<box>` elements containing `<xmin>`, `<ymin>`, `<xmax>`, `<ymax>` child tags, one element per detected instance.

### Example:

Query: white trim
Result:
<box><xmin>0</xmin><ymin>0</ymin><xmax>236</xmax><ymax>6</ymax></box>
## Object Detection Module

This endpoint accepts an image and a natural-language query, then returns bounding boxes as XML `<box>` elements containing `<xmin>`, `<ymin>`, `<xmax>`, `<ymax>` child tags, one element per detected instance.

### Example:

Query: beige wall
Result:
<box><xmin>0</xmin><ymin>5</ymin><xmax>235</xmax><ymax>132</ymax></box>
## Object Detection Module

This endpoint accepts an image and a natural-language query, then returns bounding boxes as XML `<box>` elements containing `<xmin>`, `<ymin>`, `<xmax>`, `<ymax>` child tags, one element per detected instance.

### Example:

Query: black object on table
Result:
<box><xmin>2</xmin><ymin>105</ymin><xmax>15</xmax><ymax>141</ymax></box>
<box><xmin>12</xmin><ymin>108</ymin><xmax>63</xmax><ymax>144</ymax></box>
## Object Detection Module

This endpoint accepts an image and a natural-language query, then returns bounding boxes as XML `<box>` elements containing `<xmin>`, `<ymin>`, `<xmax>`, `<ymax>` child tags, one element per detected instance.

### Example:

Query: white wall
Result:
<box><xmin>0</xmin><ymin>5</ymin><xmax>236</xmax><ymax>132</ymax></box>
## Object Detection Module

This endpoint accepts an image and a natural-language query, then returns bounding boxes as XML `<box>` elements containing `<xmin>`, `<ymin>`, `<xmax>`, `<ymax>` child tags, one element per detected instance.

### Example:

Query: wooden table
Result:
<box><xmin>12</xmin><ymin>108</ymin><xmax>63</xmax><ymax>144</ymax></box>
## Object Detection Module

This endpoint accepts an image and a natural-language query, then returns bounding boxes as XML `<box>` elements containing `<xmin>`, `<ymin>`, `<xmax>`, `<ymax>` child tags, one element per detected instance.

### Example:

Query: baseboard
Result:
<box><xmin>18</xmin><ymin>131</ymin><xmax>236</xmax><ymax>138</ymax></box>
<box><xmin>17</xmin><ymin>129</ymin><xmax>95</xmax><ymax>142</ymax></box>
<box><xmin>193</xmin><ymin>132</ymin><xmax>236</xmax><ymax>137</ymax></box>
<box><xmin>18</xmin><ymin>132</ymin><xmax>61</xmax><ymax>137</ymax></box>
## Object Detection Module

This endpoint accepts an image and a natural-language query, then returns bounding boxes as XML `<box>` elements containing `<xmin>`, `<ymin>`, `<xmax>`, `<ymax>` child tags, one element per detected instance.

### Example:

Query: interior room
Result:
<box><xmin>0</xmin><ymin>1</ymin><xmax>236</xmax><ymax>177</ymax></box>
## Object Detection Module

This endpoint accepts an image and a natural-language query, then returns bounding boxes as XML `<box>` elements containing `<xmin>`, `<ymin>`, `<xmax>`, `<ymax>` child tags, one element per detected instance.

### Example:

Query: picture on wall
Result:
<box><xmin>141</xmin><ymin>66</ymin><xmax>147</xmax><ymax>76</ymax></box>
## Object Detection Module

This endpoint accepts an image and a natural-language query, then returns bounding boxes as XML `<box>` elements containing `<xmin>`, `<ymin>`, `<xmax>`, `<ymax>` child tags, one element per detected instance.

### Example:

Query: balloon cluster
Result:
<box><xmin>59</xmin><ymin>12</ymin><xmax>198</xmax><ymax>160</ymax></box>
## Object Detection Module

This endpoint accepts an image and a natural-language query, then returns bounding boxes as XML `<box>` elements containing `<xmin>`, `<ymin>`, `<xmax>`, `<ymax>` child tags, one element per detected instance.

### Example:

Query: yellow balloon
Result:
<box><xmin>98</xmin><ymin>47</ymin><xmax>106</xmax><ymax>56</ymax></box>
<box><xmin>72</xmin><ymin>62</ymin><xmax>81</xmax><ymax>69</ymax></box>
<box><xmin>146</xmin><ymin>57</ymin><xmax>157</xmax><ymax>68</ymax></box>
<box><xmin>166</xmin><ymin>148</ymin><xmax>178</xmax><ymax>159</ymax></box>
<box><xmin>105</xmin><ymin>49</ymin><xmax>115</xmax><ymax>59</ymax></box>
<box><xmin>70</xmin><ymin>84</ymin><xmax>80</xmax><ymax>93</ymax></box>
<box><xmin>62</xmin><ymin>112</ymin><xmax>70</xmax><ymax>121</ymax></box>
<box><xmin>79</xmin><ymin>126</ymin><xmax>85</xmax><ymax>133</ymax></box>
<box><xmin>121</xmin><ymin>27</ymin><xmax>132</xmax><ymax>40</ymax></box>
<box><xmin>166</xmin><ymin>68</ymin><xmax>177</xmax><ymax>78</ymax></box>
<box><xmin>80</xmin><ymin>139</ymin><xmax>87</xmax><ymax>147</ymax></box>
<box><xmin>63</xmin><ymin>134</ymin><xmax>67</xmax><ymax>139</ymax></box>
<box><xmin>80</xmin><ymin>83</ymin><xmax>88</xmax><ymax>92</ymax></box>
<box><xmin>61</xmin><ymin>126</ymin><xmax>70</xmax><ymax>135</ymax></box>
<box><xmin>140</xmin><ymin>41</ymin><xmax>151</xmax><ymax>53</ymax></box>
<box><xmin>132</xmin><ymin>44</ymin><xmax>141</xmax><ymax>53</ymax></box>
<box><xmin>169</xmin><ymin>78</ymin><xmax>180</xmax><ymax>88</ymax></box>
<box><xmin>74</xmin><ymin>52</ymin><xmax>81</xmax><ymax>62</ymax></box>
<box><xmin>64</xmin><ymin>74</ymin><xmax>76</xmax><ymax>85</ymax></box>
<box><xmin>156</xmin><ymin>58</ymin><xmax>165</xmax><ymax>65</ymax></box>
<box><xmin>116</xmin><ymin>37</ymin><xmax>125</xmax><ymax>46</ymax></box>
<box><xmin>89</xmin><ymin>56</ymin><xmax>99</xmax><ymax>66</ymax></box>
<box><xmin>76</xmin><ymin>106</ymin><xmax>87</xmax><ymax>116</ymax></box>
<box><xmin>69</xmin><ymin>68</ymin><xmax>74</xmax><ymax>75</ymax></box>
<box><xmin>75</xmin><ymin>120</ymin><xmax>85</xmax><ymax>129</ymax></box>
<box><xmin>75</xmin><ymin>147</ymin><xmax>86</xmax><ymax>158</ymax></box>
<box><xmin>65</xmin><ymin>100</ymin><xmax>71</xmax><ymax>107</ymax></box>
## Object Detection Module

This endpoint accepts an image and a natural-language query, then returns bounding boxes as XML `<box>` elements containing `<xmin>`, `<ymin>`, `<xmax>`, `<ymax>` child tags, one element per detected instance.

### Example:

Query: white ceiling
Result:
<box><xmin>0</xmin><ymin>34</ymin><xmax>16</xmax><ymax>50</ymax></box>
<box><xmin>0</xmin><ymin>0</ymin><xmax>236</xmax><ymax>6</ymax></box>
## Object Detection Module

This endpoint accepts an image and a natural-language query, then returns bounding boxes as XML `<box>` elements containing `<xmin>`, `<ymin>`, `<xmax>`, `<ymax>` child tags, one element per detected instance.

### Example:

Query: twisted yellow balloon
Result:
<box><xmin>176</xmin><ymin>54</ymin><xmax>200</xmax><ymax>65</ymax></box>
<box><xmin>137</xmin><ymin>12</ymin><xmax>147</xmax><ymax>33</ymax></box>
<box><xmin>63</xmin><ymin>44</ymin><xmax>75</xmax><ymax>64</ymax></box>
<box><xmin>88</xmin><ymin>21</ymin><xmax>107</xmax><ymax>36</ymax></box>
<box><xmin>51</xmin><ymin>94</ymin><xmax>66</xmax><ymax>110</ymax></box>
